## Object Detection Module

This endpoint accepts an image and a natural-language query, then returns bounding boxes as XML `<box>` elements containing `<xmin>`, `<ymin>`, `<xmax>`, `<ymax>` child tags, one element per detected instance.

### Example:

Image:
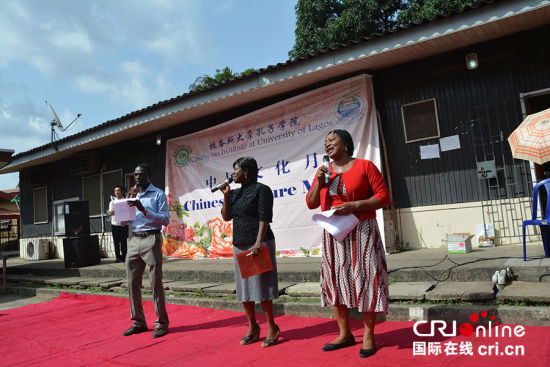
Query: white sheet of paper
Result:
<box><xmin>113</xmin><ymin>199</ymin><xmax>137</xmax><ymax>222</ymax></box>
<box><xmin>312</xmin><ymin>209</ymin><xmax>360</xmax><ymax>242</ymax></box>
<box><xmin>439</xmin><ymin>135</ymin><xmax>461</xmax><ymax>151</ymax></box>
<box><xmin>420</xmin><ymin>144</ymin><xmax>440</xmax><ymax>159</ymax></box>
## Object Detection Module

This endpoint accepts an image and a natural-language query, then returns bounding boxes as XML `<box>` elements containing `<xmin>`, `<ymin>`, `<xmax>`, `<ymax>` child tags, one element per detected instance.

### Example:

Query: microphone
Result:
<box><xmin>211</xmin><ymin>177</ymin><xmax>233</xmax><ymax>193</ymax></box>
<box><xmin>127</xmin><ymin>185</ymin><xmax>138</xmax><ymax>198</ymax></box>
<box><xmin>323</xmin><ymin>155</ymin><xmax>330</xmax><ymax>184</ymax></box>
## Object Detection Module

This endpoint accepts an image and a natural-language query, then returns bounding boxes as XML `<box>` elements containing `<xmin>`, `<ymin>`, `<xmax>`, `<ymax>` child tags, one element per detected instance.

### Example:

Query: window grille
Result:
<box><xmin>33</xmin><ymin>186</ymin><xmax>48</xmax><ymax>224</ymax></box>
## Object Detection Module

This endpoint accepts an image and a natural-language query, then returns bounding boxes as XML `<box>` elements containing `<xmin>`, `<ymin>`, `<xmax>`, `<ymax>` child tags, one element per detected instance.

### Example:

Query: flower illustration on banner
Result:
<box><xmin>185</xmin><ymin>227</ymin><xmax>195</xmax><ymax>242</ymax></box>
<box><xmin>208</xmin><ymin>217</ymin><xmax>233</xmax><ymax>258</ymax></box>
<box><xmin>163</xmin><ymin>195</ymin><xmax>234</xmax><ymax>258</ymax></box>
<box><xmin>163</xmin><ymin>195</ymin><xmax>205</xmax><ymax>258</ymax></box>
<box><xmin>186</xmin><ymin>221</ymin><xmax>211</xmax><ymax>258</ymax></box>
<box><xmin>277</xmin><ymin>250</ymin><xmax>301</xmax><ymax>257</ymax></box>
<box><xmin>167</xmin><ymin>194</ymin><xmax>190</xmax><ymax>219</ymax></box>
<box><xmin>170</xmin><ymin>242</ymin><xmax>206</xmax><ymax>258</ymax></box>
<box><xmin>162</xmin><ymin>237</ymin><xmax>179</xmax><ymax>257</ymax></box>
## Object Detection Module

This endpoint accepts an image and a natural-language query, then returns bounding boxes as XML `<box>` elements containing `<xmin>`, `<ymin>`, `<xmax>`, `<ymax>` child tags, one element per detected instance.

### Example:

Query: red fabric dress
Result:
<box><xmin>307</xmin><ymin>159</ymin><xmax>390</xmax><ymax>313</ymax></box>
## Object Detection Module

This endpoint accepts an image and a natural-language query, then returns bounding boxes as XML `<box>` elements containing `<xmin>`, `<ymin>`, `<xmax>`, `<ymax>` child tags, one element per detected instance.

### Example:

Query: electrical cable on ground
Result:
<box><xmin>388</xmin><ymin>254</ymin><xmax>546</xmax><ymax>283</ymax></box>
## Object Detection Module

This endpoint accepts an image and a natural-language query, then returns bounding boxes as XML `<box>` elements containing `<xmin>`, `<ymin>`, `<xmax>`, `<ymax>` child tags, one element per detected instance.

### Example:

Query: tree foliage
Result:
<box><xmin>290</xmin><ymin>0</ymin><xmax>479</xmax><ymax>60</ymax></box>
<box><xmin>289</xmin><ymin>0</ymin><xmax>405</xmax><ymax>60</ymax></box>
<box><xmin>397</xmin><ymin>0</ymin><xmax>478</xmax><ymax>25</ymax></box>
<box><xmin>189</xmin><ymin>66</ymin><xmax>256</xmax><ymax>92</ymax></box>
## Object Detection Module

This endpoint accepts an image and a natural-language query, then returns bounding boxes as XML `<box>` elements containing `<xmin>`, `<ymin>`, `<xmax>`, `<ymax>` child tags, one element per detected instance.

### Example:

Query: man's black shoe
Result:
<box><xmin>122</xmin><ymin>325</ymin><xmax>148</xmax><ymax>336</ymax></box>
<box><xmin>322</xmin><ymin>335</ymin><xmax>355</xmax><ymax>351</ymax></box>
<box><xmin>152</xmin><ymin>328</ymin><xmax>168</xmax><ymax>338</ymax></box>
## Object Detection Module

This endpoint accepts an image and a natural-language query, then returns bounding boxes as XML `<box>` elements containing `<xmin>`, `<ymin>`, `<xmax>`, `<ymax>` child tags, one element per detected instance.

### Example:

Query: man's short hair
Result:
<box><xmin>136</xmin><ymin>163</ymin><xmax>152</xmax><ymax>177</ymax></box>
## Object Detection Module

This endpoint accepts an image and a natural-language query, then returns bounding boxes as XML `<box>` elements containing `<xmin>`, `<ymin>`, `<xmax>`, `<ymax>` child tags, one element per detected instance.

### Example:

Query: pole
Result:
<box><xmin>3</xmin><ymin>256</ymin><xmax>6</xmax><ymax>292</ymax></box>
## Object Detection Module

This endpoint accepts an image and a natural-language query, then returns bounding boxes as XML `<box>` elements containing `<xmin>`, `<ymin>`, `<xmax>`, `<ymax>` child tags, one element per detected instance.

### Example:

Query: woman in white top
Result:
<box><xmin>109</xmin><ymin>185</ymin><xmax>128</xmax><ymax>262</ymax></box>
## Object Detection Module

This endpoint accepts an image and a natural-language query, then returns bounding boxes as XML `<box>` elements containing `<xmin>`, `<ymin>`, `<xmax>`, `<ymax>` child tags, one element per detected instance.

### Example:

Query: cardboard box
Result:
<box><xmin>447</xmin><ymin>233</ymin><xmax>472</xmax><ymax>254</ymax></box>
<box><xmin>476</xmin><ymin>223</ymin><xmax>495</xmax><ymax>247</ymax></box>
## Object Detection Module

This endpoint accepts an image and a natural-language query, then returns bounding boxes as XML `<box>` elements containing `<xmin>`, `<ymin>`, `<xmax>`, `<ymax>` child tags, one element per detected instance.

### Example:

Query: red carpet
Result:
<box><xmin>1</xmin><ymin>293</ymin><xmax>549</xmax><ymax>366</ymax></box>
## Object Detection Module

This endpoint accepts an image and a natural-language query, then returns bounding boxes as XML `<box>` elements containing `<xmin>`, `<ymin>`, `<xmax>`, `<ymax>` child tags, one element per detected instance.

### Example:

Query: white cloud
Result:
<box><xmin>120</xmin><ymin>61</ymin><xmax>147</xmax><ymax>76</ymax></box>
<box><xmin>0</xmin><ymin>0</ymin><xmax>219</xmax><ymax>114</ymax></box>
<box><xmin>28</xmin><ymin>116</ymin><xmax>45</xmax><ymax>132</ymax></box>
<box><xmin>75</xmin><ymin>60</ymin><xmax>176</xmax><ymax>109</ymax></box>
<box><xmin>0</xmin><ymin>0</ymin><xmax>216</xmax><ymax>74</ymax></box>
<box><xmin>0</xmin><ymin>77</ymin><xmax>52</xmax><ymax>155</ymax></box>
<box><xmin>50</xmin><ymin>31</ymin><xmax>93</xmax><ymax>54</ymax></box>
<box><xmin>76</xmin><ymin>76</ymin><xmax>111</xmax><ymax>94</ymax></box>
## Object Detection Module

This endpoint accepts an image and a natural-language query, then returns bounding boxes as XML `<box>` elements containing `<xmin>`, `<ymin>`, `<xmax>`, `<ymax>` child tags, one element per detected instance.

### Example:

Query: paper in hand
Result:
<box><xmin>113</xmin><ymin>199</ymin><xmax>137</xmax><ymax>222</ymax></box>
<box><xmin>312</xmin><ymin>209</ymin><xmax>359</xmax><ymax>242</ymax></box>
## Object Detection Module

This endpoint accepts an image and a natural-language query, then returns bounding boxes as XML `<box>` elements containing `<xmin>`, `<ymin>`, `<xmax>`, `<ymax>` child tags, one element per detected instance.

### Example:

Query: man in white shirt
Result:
<box><xmin>108</xmin><ymin>186</ymin><xmax>128</xmax><ymax>263</ymax></box>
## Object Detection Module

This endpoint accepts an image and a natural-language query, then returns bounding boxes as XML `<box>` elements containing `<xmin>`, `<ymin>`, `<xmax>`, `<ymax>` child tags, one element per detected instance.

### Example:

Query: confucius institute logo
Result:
<box><xmin>174</xmin><ymin>145</ymin><xmax>192</xmax><ymax>166</ymax></box>
<box><xmin>336</xmin><ymin>95</ymin><xmax>362</xmax><ymax>122</ymax></box>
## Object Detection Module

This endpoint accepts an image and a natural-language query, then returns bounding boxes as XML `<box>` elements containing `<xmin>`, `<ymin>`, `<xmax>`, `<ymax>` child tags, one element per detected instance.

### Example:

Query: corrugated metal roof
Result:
<box><xmin>0</xmin><ymin>190</ymin><xmax>17</xmax><ymax>201</ymax></box>
<box><xmin>0</xmin><ymin>208</ymin><xmax>20</xmax><ymax>219</ymax></box>
<box><xmin>1</xmin><ymin>0</ymin><xmax>548</xmax><ymax>174</ymax></box>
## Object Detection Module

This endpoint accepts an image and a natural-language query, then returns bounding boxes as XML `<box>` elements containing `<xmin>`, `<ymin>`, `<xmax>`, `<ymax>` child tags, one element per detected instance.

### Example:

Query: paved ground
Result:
<box><xmin>0</xmin><ymin>294</ymin><xmax>57</xmax><ymax>311</ymax></box>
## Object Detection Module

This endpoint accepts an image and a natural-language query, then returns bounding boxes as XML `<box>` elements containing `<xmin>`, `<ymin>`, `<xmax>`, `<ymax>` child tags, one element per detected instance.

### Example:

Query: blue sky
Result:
<box><xmin>0</xmin><ymin>0</ymin><xmax>298</xmax><ymax>189</ymax></box>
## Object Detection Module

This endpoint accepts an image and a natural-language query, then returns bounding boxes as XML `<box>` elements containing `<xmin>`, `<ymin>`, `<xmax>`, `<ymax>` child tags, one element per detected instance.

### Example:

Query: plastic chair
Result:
<box><xmin>523</xmin><ymin>178</ymin><xmax>550</xmax><ymax>261</ymax></box>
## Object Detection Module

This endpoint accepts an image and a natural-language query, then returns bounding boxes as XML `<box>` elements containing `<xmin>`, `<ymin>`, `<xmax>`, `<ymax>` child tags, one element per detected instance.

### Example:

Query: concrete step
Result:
<box><xmin>389</xmin><ymin>282</ymin><xmax>435</xmax><ymax>301</ymax></box>
<box><xmin>497</xmin><ymin>281</ymin><xmax>550</xmax><ymax>303</ymax></box>
<box><xmin>5</xmin><ymin>247</ymin><xmax>549</xmax><ymax>284</ymax></box>
<box><xmin>6</xmin><ymin>275</ymin><xmax>550</xmax><ymax>305</ymax></box>
<box><xmin>425</xmin><ymin>282</ymin><xmax>496</xmax><ymax>302</ymax></box>
<box><xmin>4</xmin><ymin>285</ymin><xmax>550</xmax><ymax>327</ymax></box>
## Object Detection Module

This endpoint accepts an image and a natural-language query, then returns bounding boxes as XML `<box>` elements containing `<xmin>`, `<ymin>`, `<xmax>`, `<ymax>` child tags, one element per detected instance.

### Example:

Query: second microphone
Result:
<box><xmin>210</xmin><ymin>177</ymin><xmax>234</xmax><ymax>193</ymax></box>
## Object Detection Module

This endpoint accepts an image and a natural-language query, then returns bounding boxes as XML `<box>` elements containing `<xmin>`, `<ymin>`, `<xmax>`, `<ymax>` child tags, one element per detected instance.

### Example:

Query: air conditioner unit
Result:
<box><xmin>25</xmin><ymin>239</ymin><xmax>49</xmax><ymax>260</ymax></box>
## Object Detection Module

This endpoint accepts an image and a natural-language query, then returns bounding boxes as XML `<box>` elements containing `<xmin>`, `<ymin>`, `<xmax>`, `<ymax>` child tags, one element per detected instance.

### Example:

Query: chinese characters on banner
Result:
<box><xmin>164</xmin><ymin>74</ymin><xmax>383</xmax><ymax>258</ymax></box>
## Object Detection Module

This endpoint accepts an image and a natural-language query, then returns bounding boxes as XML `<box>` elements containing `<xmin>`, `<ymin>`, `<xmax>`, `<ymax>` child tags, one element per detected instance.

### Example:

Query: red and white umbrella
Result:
<box><xmin>508</xmin><ymin>107</ymin><xmax>550</xmax><ymax>165</ymax></box>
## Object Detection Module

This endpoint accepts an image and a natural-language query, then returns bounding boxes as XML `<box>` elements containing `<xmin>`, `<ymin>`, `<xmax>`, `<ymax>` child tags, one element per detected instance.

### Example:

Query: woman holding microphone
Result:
<box><xmin>219</xmin><ymin>156</ymin><xmax>280</xmax><ymax>348</ymax></box>
<box><xmin>306</xmin><ymin>130</ymin><xmax>390</xmax><ymax>359</ymax></box>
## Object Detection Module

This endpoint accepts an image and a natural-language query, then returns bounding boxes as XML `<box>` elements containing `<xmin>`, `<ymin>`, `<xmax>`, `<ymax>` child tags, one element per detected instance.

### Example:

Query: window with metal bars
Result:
<box><xmin>33</xmin><ymin>186</ymin><xmax>48</xmax><ymax>224</ymax></box>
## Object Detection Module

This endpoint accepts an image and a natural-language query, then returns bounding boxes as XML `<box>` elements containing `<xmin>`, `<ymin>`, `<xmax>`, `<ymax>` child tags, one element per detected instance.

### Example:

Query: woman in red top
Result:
<box><xmin>306</xmin><ymin>129</ymin><xmax>390</xmax><ymax>359</ymax></box>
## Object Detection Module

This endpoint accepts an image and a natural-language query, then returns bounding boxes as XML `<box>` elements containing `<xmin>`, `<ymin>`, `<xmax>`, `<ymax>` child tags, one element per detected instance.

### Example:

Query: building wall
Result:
<box><xmin>385</xmin><ymin>198</ymin><xmax>541</xmax><ymax>250</ymax></box>
<box><xmin>373</xmin><ymin>25</ymin><xmax>550</xmax><ymax>209</ymax></box>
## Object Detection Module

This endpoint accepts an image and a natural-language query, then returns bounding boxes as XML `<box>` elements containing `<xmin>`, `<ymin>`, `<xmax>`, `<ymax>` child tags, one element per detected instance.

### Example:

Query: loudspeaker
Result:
<box><xmin>64</xmin><ymin>201</ymin><xmax>90</xmax><ymax>237</ymax></box>
<box><xmin>63</xmin><ymin>235</ymin><xmax>100</xmax><ymax>268</ymax></box>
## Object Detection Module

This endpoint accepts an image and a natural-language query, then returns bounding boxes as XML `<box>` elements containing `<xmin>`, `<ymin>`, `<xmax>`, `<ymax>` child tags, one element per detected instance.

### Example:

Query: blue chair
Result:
<box><xmin>523</xmin><ymin>178</ymin><xmax>550</xmax><ymax>261</ymax></box>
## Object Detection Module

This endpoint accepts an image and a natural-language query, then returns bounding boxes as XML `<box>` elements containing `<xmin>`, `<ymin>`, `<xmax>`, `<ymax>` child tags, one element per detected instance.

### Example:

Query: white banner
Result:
<box><xmin>163</xmin><ymin>74</ymin><xmax>382</xmax><ymax>258</ymax></box>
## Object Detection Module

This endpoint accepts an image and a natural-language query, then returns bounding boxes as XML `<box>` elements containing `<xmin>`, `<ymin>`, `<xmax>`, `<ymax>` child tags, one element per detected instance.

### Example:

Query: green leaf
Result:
<box><xmin>289</xmin><ymin>0</ymin><xmax>476</xmax><ymax>60</ymax></box>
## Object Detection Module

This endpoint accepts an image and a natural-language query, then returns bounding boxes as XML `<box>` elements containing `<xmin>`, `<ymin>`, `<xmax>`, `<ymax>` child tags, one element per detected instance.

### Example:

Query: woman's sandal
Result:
<box><xmin>261</xmin><ymin>325</ymin><xmax>280</xmax><ymax>348</ymax></box>
<box><xmin>240</xmin><ymin>325</ymin><xmax>261</xmax><ymax>345</ymax></box>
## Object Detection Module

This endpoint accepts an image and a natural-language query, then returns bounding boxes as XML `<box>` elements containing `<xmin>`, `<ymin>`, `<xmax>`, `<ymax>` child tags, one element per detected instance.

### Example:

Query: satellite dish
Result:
<box><xmin>45</xmin><ymin>100</ymin><xmax>81</xmax><ymax>149</ymax></box>
<box><xmin>46</xmin><ymin>100</ymin><xmax>63</xmax><ymax>129</ymax></box>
